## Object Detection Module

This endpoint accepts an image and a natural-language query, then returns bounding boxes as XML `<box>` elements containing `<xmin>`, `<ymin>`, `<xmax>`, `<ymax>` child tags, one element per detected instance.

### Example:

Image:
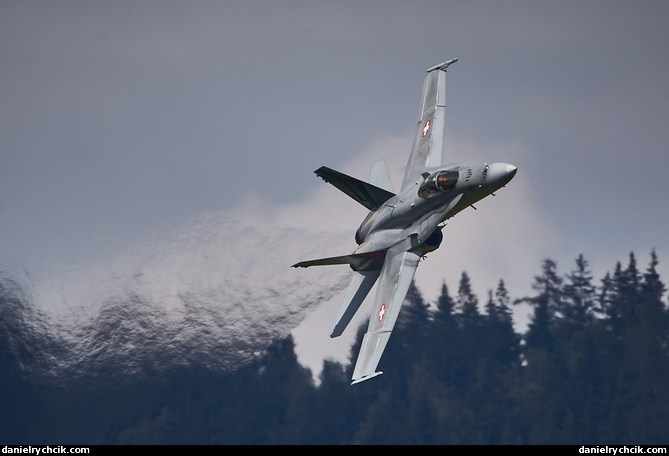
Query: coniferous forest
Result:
<box><xmin>1</xmin><ymin>251</ymin><xmax>668</xmax><ymax>444</ymax></box>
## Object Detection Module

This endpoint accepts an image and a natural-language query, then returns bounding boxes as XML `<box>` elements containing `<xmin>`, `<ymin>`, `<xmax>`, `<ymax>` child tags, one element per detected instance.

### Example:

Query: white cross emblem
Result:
<box><xmin>422</xmin><ymin>120</ymin><xmax>431</xmax><ymax>137</ymax></box>
<box><xmin>378</xmin><ymin>304</ymin><xmax>386</xmax><ymax>322</ymax></box>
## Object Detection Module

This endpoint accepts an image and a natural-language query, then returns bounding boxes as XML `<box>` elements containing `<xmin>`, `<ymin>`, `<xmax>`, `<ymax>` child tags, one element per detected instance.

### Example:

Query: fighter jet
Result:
<box><xmin>292</xmin><ymin>59</ymin><xmax>517</xmax><ymax>384</ymax></box>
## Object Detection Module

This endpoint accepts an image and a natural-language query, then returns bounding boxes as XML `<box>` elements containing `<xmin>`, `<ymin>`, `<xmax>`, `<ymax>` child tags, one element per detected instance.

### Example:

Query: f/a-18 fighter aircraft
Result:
<box><xmin>292</xmin><ymin>58</ymin><xmax>517</xmax><ymax>384</ymax></box>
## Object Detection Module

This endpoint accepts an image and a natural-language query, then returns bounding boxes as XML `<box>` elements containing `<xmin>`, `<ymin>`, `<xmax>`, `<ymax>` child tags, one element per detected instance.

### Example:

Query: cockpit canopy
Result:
<box><xmin>418</xmin><ymin>169</ymin><xmax>459</xmax><ymax>198</ymax></box>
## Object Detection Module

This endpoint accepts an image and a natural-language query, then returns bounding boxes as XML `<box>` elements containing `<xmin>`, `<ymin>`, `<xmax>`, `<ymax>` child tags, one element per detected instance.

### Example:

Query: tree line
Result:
<box><xmin>1</xmin><ymin>251</ymin><xmax>668</xmax><ymax>444</ymax></box>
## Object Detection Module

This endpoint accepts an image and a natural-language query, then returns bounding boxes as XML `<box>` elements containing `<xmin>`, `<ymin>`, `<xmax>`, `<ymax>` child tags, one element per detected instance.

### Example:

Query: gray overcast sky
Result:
<box><xmin>2</xmin><ymin>1</ymin><xmax>669</xmax><ymax>371</ymax></box>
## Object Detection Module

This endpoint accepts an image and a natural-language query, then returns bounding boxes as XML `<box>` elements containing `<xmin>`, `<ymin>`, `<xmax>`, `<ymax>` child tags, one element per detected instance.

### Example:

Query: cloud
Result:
<box><xmin>1</xmin><ymin>212</ymin><xmax>352</xmax><ymax>387</ymax></box>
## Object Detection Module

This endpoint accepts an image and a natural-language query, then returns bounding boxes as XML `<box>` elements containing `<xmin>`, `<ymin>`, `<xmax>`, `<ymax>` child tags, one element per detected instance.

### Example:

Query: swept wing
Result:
<box><xmin>351</xmin><ymin>243</ymin><xmax>421</xmax><ymax>384</ymax></box>
<box><xmin>400</xmin><ymin>58</ymin><xmax>457</xmax><ymax>191</ymax></box>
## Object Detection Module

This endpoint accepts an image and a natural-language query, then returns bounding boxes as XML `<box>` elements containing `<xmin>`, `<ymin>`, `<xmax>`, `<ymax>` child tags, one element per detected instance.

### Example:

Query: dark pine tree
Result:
<box><xmin>396</xmin><ymin>280</ymin><xmax>430</xmax><ymax>355</ymax></box>
<box><xmin>599</xmin><ymin>253</ymin><xmax>644</xmax><ymax>338</ymax></box>
<box><xmin>476</xmin><ymin>281</ymin><xmax>520</xmax><ymax>443</ymax></box>
<box><xmin>562</xmin><ymin>254</ymin><xmax>597</xmax><ymax>326</ymax></box>
<box><xmin>310</xmin><ymin>359</ymin><xmax>361</xmax><ymax>444</ymax></box>
<box><xmin>520</xmin><ymin>259</ymin><xmax>563</xmax><ymax>352</ymax></box>
<box><xmin>613</xmin><ymin>251</ymin><xmax>669</xmax><ymax>443</ymax></box>
<box><xmin>427</xmin><ymin>282</ymin><xmax>458</xmax><ymax>385</ymax></box>
<box><xmin>455</xmin><ymin>271</ymin><xmax>481</xmax><ymax>327</ymax></box>
<box><xmin>432</xmin><ymin>282</ymin><xmax>458</xmax><ymax>333</ymax></box>
<box><xmin>638</xmin><ymin>249</ymin><xmax>667</xmax><ymax>331</ymax></box>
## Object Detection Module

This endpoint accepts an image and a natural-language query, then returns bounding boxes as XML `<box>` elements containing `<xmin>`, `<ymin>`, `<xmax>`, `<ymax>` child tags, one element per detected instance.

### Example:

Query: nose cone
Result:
<box><xmin>486</xmin><ymin>162</ymin><xmax>517</xmax><ymax>187</ymax></box>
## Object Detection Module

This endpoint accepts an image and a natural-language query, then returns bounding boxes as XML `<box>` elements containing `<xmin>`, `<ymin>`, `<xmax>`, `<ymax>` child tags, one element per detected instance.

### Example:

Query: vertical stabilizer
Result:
<box><xmin>369</xmin><ymin>160</ymin><xmax>393</xmax><ymax>193</ymax></box>
<box><xmin>330</xmin><ymin>270</ymin><xmax>381</xmax><ymax>338</ymax></box>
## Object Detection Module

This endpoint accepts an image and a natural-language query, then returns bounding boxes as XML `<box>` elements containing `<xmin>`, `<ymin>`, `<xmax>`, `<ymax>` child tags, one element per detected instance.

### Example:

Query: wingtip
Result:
<box><xmin>351</xmin><ymin>371</ymin><xmax>383</xmax><ymax>385</ymax></box>
<box><xmin>426</xmin><ymin>58</ymin><xmax>458</xmax><ymax>72</ymax></box>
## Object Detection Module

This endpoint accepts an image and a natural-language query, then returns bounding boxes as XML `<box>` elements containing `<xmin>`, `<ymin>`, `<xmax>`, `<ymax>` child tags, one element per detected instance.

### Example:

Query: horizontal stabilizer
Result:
<box><xmin>315</xmin><ymin>166</ymin><xmax>395</xmax><ymax>211</ymax></box>
<box><xmin>291</xmin><ymin>250</ymin><xmax>385</xmax><ymax>270</ymax></box>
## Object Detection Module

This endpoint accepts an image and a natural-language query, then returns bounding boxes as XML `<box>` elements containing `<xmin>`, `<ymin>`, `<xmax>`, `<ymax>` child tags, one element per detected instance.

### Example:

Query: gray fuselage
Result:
<box><xmin>352</xmin><ymin>162</ymin><xmax>517</xmax><ymax>270</ymax></box>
